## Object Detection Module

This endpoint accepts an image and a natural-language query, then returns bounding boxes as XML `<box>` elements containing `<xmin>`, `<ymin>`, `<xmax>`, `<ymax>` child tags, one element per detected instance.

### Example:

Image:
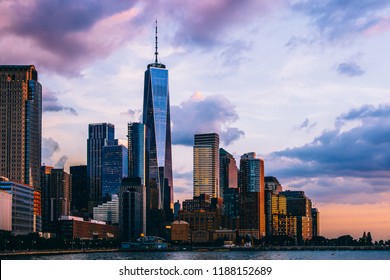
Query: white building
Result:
<box><xmin>93</xmin><ymin>194</ymin><xmax>119</xmax><ymax>225</ymax></box>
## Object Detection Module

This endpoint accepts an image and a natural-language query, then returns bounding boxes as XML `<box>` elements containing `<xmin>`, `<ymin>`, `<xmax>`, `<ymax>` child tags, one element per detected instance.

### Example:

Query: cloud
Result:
<box><xmin>43</xmin><ymin>90</ymin><xmax>78</xmax><ymax>115</ymax></box>
<box><xmin>293</xmin><ymin>118</ymin><xmax>317</xmax><ymax>131</ymax></box>
<box><xmin>42</xmin><ymin>137</ymin><xmax>60</xmax><ymax>164</ymax></box>
<box><xmin>42</xmin><ymin>137</ymin><xmax>68</xmax><ymax>168</ymax></box>
<box><xmin>336</xmin><ymin>62</ymin><xmax>365</xmax><ymax>77</ymax></box>
<box><xmin>55</xmin><ymin>155</ymin><xmax>68</xmax><ymax>169</ymax></box>
<box><xmin>171</xmin><ymin>92</ymin><xmax>245</xmax><ymax>146</ymax></box>
<box><xmin>0</xmin><ymin>0</ymin><xmax>282</xmax><ymax>75</ymax></box>
<box><xmin>120</xmin><ymin>108</ymin><xmax>142</xmax><ymax>122</ymax></box>
<box><xmin>290</xmin><ymin>0</ymin><xmax>390</xmax><ymax>40</ymax></box>
<box><xmin>167</xmin><ymin>0</ymin><xmax>280</xmax><ymax>48</ymax></box>
<box><xmin>0</xmin><ymin>0</ymin><xmax>139</xmax><ymax>75</ymax></box>
<box><xmin>267</xmin><ymin>104</ymin><xmax>390</xmax><ymax>204</ymax></box>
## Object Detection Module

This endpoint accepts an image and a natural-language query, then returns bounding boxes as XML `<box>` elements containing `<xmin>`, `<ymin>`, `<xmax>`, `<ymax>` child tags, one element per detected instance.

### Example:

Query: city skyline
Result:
<box><xmin>1</xmin><ymin>1</ymin><xmax>390</xmax><ymax>240</ymax></box>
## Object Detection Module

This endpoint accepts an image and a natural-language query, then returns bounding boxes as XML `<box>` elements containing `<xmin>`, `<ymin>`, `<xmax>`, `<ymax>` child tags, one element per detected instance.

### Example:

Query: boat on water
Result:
<box><xmin>121</xmin><ymin>236</ymin><xmax>168</xmax><ymax>250</ymax></box>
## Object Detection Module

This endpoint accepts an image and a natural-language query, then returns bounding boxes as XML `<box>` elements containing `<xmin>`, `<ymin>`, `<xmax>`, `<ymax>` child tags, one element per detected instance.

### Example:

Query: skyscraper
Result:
<box><xmin>239</xmin><ymin>152</ymin><xmax>266</xmax><ymax>239</ymax></box>
<box><xmin>70</xmin><ymin>165</ymin><xmax>88</xmax><ymax>214</ymax></box>
<box><xmin>102</xmin><ymin>144</ymin><xmax>128</xmax><ymax>200</ymax></box>
<box><xmin>127</xmin><ymin>122</ymin><xmax>147</xmax><ymax>234</ymax></box>
<box><xmin>0</xmin><ymin>65</ymin><xmax>42</xmax><ymax>190</ymax></box>
<box><xmin>49</xmin><ymin>169</ymin><xmax>71</xmax><ymax>223</ymax></box>
<box><xmin>127</xmin><ymin>122</ymin><xmax>146</xmax><ymax>185</ymax></box>
<box><xmin>87</xmin><ymin>123</ymin><xmax>116</xmax><ymax>210</ymax></box>
<box><xmin>142</xmin><ymin>23</ymin><xmax>173</xmax><ymax>220</ymax></box>
<box><xmin>193</xmin><ymin>133</ymin><xmax>220</xmax><ymax>198</ymax></box>
<box><xmin>219</xmin><ymin>148</ymin><xmax>238</xmax><ymax>196</ymax></box>
<box><xmin>41</xmin><ymin>165</ymin><xmax>53</xmax><ymax>231</ymax></box>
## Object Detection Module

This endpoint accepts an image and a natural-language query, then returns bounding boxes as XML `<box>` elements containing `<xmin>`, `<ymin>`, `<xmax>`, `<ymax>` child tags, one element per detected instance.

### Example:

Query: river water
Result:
<box><xmin>8</xmin><ymin>250</ymin><xmax>390</xmax><ymax>260</ymax></box>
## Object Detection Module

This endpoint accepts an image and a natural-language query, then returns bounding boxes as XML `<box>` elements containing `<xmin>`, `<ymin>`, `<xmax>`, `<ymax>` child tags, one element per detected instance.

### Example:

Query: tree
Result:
<box><xmin>366</xmin><ymin>232</ymin><xmax>373</xmax><ymax>246</ymax></box>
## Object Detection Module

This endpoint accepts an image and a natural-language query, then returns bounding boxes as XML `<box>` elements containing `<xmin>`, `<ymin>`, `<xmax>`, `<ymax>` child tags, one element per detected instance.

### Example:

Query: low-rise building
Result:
<box><xmin>170</xmin><ymin>220</ymin><xmax>190</xmax><ymax>242</ymax></box>
<box><xmin>50</xmin><ymin>216</ymin><xmax>120</xmax><ymax>239</ymax></box>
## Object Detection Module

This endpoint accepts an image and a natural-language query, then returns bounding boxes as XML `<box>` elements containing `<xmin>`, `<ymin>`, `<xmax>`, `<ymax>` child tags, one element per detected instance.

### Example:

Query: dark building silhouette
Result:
<box><xmin>70</xmin><ymin>165</ymin><xmax>88</xmax><ymax>215</ymax></box>
<box><xmin>119</xmin><ymin>177</ymin><xmax>145</xmax><ymax>241</ymax></box>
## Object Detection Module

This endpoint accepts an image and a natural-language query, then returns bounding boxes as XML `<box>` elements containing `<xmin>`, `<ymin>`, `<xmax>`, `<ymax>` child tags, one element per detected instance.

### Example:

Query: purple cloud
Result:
<box><xmin>43</xmin><ymin>90</ymin><xmax>78</xmax><ymax>115</ymax></box>
<box><xmin>291</xmin><ymin>0</ymin><xmax>390</xmax><ymax>40</ymax></box>
<box><xmin>337</xmin><ymin>62</ymin><xmax>365</xmax><ymax>77</ymax></box>
<box><xmin>266</xmin><ymin>104</ymin><xmax>390</xmax><ymax>204</ymax></box>
<box><xmin>171</xmin><ymin>92</ymin><xmax>245</xmax><ymax>146</ymax></box>
<box><xmin>0</xmin><ymin>0</ymin><xmax>281</xmax><ymax>75</ymax></box>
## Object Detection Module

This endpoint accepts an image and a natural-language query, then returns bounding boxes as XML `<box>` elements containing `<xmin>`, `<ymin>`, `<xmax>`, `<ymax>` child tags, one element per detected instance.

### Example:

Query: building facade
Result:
<box><xmin>102</xmin><ymin>144</ymin><xmax>128</xmax><ymax>200</ymax></box>
<box><xmin>87</xmin><ymin>123</ymin><xmax>116</xmax><ymax>210</ymax></box>
<box><xmin>0</xmin><ymin>65</ymin><xmax>42</xmax><ymax>190</ymax></box>
<box><xmin>1</xmin><ymin>65</ymin><xmax>42</xmax><ymax>233</ymax></box>
<box><xmin>70</xmin><ymin>165</ymin><xmax>88</xmax><ymax>214</ymax></box>
<box><xmin>93</xmin><ymin>194</ymin><xmax>119</xmax><ymax>225</ymax></box>
<box><xmin>0</xmin><ymin>178</ymin><xmax>34</xmax><ymax>235</ymax></box>
<box><xmin>127</xmin><ymin>122</ymin><xmax>146</xmax><ymax>184</ymax></box>
<box><xmin>0</xmin><ymin>190</ymin><xmax>12</xmax><ymax>231</ymax></box>
<box><xmin>50</xmin><ymin>216</ymin><xmax>120</xmax><ymax>240</ymax></box>
<box><xmin>119</xmin><ymin>177</ymin><xmax>146</xmax><ymax>241</ymax></box>
<box><xmin>49</xmin><ymin>169</ymin><xmax>71</xmax><ymax>224</ymax></box>
<box><xmin>239</xmin><ymin>152</ymin><xmax>266</xmax><ymax>239</ymax></box>
<box><xmin>219</xmin><ymin>148</ymin><xmax>238</xmax><ymax>196</ymax></box>
<box><xmin>193</xmin><ymin>133</ymin><xmax>220</xmax><ymax>198</ymax></box>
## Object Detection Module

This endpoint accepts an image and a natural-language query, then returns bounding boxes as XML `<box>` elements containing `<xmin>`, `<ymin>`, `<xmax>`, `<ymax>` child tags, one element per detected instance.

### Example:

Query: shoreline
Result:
<box><xmin>1</xmin><ymin>246</ymin><xmax>390</xmax><ymax>258</ymax></box>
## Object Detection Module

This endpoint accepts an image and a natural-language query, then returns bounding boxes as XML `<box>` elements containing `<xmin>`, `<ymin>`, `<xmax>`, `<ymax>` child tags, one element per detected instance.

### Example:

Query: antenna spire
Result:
<box><xmin>154</xmin><ymin>19</ymin><xmax>159</xmax><ymax>63</ymax></box>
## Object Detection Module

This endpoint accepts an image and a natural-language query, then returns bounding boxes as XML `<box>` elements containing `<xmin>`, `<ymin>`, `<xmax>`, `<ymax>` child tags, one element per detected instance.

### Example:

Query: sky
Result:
<box><xmin>1</xmin><ymin>0</ymin><xmax>390</xmax><ymax>240</ymax></box>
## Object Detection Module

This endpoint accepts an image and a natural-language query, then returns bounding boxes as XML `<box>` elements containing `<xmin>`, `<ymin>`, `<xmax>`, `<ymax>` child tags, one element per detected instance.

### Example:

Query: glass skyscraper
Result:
<box><xmin>87</xmin><ymin>123</ymin><xmax>116</xmax><ymax>210</ymax></box>
<box><xmin>127</xmin><ymin>122</ymin><xmax>146</xmax><ymax>185</ymax></box>
<box><xmin>142</xmin><ymin>25</ymin><xmax>173</xmax><ymax>220</ymax></box>
<box><xmin>102</xmin><ymin>144</ymin><xmax>128</xmax><ymax>200</ymax></box>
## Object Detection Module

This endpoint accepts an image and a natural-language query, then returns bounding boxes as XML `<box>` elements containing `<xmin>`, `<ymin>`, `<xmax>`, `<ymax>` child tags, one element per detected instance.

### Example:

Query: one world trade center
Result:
<box><xmin>142</xmin><ymin>21</ymin><xmax>173</xmax><ymax>223</ymax></box>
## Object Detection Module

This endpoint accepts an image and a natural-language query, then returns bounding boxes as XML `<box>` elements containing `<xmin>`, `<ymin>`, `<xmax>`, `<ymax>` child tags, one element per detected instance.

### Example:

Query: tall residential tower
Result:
<box><xmin>193</xmin><ymin>133</ymin><xmax>220</xmax><ymax>198</ymax></box>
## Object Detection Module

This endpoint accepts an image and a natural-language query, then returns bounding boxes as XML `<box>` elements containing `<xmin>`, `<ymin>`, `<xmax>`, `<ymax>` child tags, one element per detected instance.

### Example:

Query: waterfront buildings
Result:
<box><xmin>50</xmin><ymin>215</ymin><xmax>120</xmax><ymax>240</ymax></box>
<box><xmin>1</xmin><ymin>65</ymin><xmax>42</xmax><ymax>233</ymax></box>
<box><xmin>87</xmin><ymin>123</ymin><xmax>116</xmax><ymax>210</ymax></box>
<box><xmin>102</xmin><ymin>144</ymin><xmax>128</xmax><ymax>201</ymax></box>
<box><xmin>142</xmin><ymin>28</ymin><xmax>174</xmax><ymax>220</ymax></box>
<box><xmin>170</xmin><ymin>220</ymin><xmax>190</xmax><ymax>243</ymax></box>
<box><xmin>279</xmin><ymin>190</ymin><xmax>313</xmax><ymax>241</ymax></box>
<box><xmin>193</xmin><ymin>133</ymin><xmax>220</xmax><ymax>198</ymax></box>
<box><xmin>0</xmin><ymin>177</ymin><xmax>34</xmax><ymax>235</ymax></box>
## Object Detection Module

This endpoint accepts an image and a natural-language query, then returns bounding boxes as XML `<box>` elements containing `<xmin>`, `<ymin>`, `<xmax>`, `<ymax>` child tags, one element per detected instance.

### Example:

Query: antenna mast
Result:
<box><xmin>154</xmin><ymin>19</ymin><xmax>159</xmax><ymax>63</ymax></box>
